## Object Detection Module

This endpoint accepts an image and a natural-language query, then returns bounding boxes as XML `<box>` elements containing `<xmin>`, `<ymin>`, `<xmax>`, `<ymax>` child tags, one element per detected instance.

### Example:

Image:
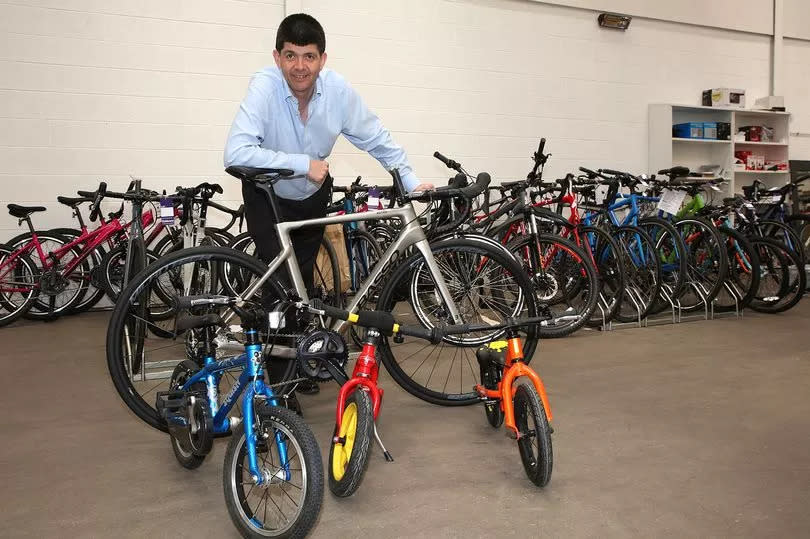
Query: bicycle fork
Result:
<box><xmin>334</xmin><ymin>329</ymin><xmax>394</xmax><ymax>462</ymax></box>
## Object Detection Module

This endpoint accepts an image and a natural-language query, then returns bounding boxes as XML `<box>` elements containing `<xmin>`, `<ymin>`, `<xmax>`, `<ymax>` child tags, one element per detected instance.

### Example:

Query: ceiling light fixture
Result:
<box><xmin>598</xmin><ymin>12</ymin><xmax>632</xmax><ymax>30</ymax></box>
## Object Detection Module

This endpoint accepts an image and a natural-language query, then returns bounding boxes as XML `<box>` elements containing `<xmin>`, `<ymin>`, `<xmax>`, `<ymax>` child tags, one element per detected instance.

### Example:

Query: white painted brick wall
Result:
<box><xmin>0</xmin><ymin>0</ymin><xmax>805</xmax><ymax>237</ymax></box>
<box><xmin>785</xmin><ymin>38</ymin><xmax>810</xmax><ymax>160</ymax></box>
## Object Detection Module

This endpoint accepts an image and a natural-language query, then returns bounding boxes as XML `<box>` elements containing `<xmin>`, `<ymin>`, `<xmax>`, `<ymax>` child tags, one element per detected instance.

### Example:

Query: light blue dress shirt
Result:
<box><xmin>224</xmin><ymin>67</ymin><xmax>419</xmax><ymax>200</ymax></box>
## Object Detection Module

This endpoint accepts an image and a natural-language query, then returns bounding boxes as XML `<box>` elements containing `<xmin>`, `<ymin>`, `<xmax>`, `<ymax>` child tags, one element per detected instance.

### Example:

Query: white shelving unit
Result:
<box><xmin>649</xmin><ymin>104</ymin><xmax>791</xmax><ymax>196</ymax></box>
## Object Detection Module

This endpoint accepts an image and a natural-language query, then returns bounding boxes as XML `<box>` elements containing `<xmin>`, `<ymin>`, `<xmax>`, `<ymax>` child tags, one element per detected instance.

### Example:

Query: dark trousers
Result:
<box><xmin>242</xmin><ymin>179</ymin><xmax>331</xmax><ymax>389</ymax></box>
<box><xmin>241</xmin><ymin>178</ymin><xmax>332</xmax><ymax>295</ymax></box>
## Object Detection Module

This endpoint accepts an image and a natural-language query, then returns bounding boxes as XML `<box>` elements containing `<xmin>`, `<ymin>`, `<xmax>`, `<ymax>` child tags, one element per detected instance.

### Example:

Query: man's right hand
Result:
<box><xmin>308</xmin><ymin>160</ymin><xmax>330</xmax><ymax>184</ymax></box>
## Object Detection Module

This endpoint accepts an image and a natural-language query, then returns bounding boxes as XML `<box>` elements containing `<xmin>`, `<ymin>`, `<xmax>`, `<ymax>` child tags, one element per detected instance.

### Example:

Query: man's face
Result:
<box><xmin>273</xmin><ymin>42</ymin><xmax>326</xmax><ymax>99</ymax></box>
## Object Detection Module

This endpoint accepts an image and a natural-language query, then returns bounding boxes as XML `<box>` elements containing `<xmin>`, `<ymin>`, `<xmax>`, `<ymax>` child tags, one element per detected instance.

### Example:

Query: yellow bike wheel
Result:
<box><xmin>328</xmin><ymin>390</ymin><xmax>374</xmax><ymax>497</ymax></box>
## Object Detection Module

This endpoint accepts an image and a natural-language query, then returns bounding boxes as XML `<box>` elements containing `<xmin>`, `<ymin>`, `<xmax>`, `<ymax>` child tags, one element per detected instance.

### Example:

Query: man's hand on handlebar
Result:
<box><xmin>411</xmin><ymin>182</ymin><xmax>435</xmax><ymax>192</ymax></box>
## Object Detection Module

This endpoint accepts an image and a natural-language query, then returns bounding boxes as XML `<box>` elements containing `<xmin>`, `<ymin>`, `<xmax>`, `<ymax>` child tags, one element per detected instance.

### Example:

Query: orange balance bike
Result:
<box><xmin>475</xmin><ymin>323</ymin><xmax>553</xmax><ymax>487</ymax></box>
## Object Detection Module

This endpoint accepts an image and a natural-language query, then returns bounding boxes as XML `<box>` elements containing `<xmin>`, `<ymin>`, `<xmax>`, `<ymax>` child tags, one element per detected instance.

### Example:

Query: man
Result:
<box><xmin>224</xmin><ymin>13</ymin><xmax>432</xmax><ymax>399</ymax></box>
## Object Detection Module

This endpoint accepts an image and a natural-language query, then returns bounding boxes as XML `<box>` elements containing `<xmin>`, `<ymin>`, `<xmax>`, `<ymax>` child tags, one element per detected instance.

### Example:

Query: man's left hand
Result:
<box><xmin>411</xmin><ymin>182</ymin><xmax>435</xmax><ymax>192</ymax></box>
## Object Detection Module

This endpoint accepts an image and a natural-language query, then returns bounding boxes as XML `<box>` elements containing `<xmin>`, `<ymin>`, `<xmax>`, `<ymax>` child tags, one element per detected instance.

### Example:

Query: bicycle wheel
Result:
<box><xmin>0</xmin><ymin>244</ymin><xmax>38</xmax><ymax>327</ymax></box>
<box><xmin>748</xmin><ymin>236</ymin><xmax>806</xmax><ymax>313</ymax></box>
<box><xmin>8</xmin><ymin>232</ymin><xmax>89</xmax><ymax>319</ymax></box>
<box><xmin>376</xmin><ymin>238</ymin><xmax>539</xmax><ymax>406</ymax></box>
<box><xmin>785</xmin><ymin>215</ymin><xmax>810</xmax><ymax>263</ymax></box>
<box><xmin>347</xmin><ymin>229</ymin><xmax>382</xmax><ymax>293</ymax></box>
<box><xmin>99</xmin><ymin>244</ymin><xmax>160</xmax><ymax>302</ymax></box>
<box><xmin>580</xmin><ymin>226</ymin><xmax>625</xmax><ymax>328</ymax></box>
<box><xmin>513</xmin><ymin>381</ymin><xmax>553</xmax><ymax>487</ymax></box>
<box><xmin>223</xmin><ymin>404</ymin><xmax>323</xmax><ymax>538</ymax></box>
<box><xmin>506</xmin><ymin>233</ymin><xmax>599</xmax><ymax>338</ymax></box>
<box><xmin>760</xmin><ymin>219</ymin><xmax>805</xmax><ymax>265</ymax></box>
<box><xmin>106</xmin><ymin>246</ymin><xmax>288</xmax><ymax>431</ymax></box>
<box><xmin>713</xmin><ymin>226</ymin><xmax>760</xmax><ymax>313</ymax></box>
<box><xmin>612</xmin><ymin>226</ymin><xmax>662</xmax><ymax>323</ymax></box>
<box><xmin>168</xmin><ymin>360</ymin><xmax>209</xmax><ymax>470</ymax></box>
<box><xmin>328</xmin><ymin>389</ymin><xmax>374</xmax><ymax>497</ymax></box>
<box><xmin>639</xmin><ymin>216</ymin><xmax>688</xmax><ymax>313</ymax></box>
<box><xmin>48</xmin><ymin>227</ymin><xmax>108</xmax><ymax>313</ymax></box>
<box><xmin>674</xmin><ymin>217</ymin><xmax>728</xmax><ymax>312</ymax></box>
<box><xmin>346</xmin><ymin>229</ymin><xmax>382</xmax><ymax>346</ymax></box>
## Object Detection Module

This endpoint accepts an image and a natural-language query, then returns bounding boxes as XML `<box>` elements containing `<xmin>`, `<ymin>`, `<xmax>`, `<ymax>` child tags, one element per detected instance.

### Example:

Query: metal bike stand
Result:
<box><xmin>605</xmin><ymin>285</ymin><xmax>644</xmax><ymax>331</ymax></box>
<box><xmin>642</xmin><ymin>283</ymin><xmax>677</xmax><ymax>327</ymax></box>
<box><xmin>678</xmin><ymin>279</ymin><xmax>711</xmax><ymax>322</ymax></box>
<box><xmin>712</xmin><ymin>281</ymin><xmax>742</xmax><ymax>319</ymax></box>
<box><xmin>596</xmin><ymin>292</ymin><xmax>610</xmax><ymax>332</ymax></box>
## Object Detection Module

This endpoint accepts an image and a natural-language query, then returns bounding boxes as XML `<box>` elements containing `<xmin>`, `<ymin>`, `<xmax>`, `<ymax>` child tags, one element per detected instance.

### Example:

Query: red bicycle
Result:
<box><xmin>0</xmin><ymin>183</ymin><xmax>156</xmax><ymax>324</ymax></box>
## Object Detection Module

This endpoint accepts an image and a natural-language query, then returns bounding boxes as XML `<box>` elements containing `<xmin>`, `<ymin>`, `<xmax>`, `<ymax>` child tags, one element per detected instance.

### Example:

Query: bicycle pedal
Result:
<box><xmin>155</xmin><ymin>390</ymin><xmax>187</xmax><ymax>418</ymax></box>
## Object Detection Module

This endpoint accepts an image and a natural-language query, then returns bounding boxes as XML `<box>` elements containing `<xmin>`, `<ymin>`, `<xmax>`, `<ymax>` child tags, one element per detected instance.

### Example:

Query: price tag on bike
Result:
<box><xmin>367</xmin><ymin>187</ymin><xmax>381</xmax><ymax>211</ymax></box>
<box><xmin>159</xmin><ymin>195</ymin><xmax>175</xmax><ymax>226</ymax></box>
<box><xmin>657</xmin><ymin>188</ymin><xmax>686</xmax><ymax>215</ymax></box>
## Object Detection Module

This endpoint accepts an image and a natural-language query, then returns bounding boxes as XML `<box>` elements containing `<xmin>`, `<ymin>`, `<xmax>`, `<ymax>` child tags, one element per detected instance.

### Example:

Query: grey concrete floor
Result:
<box><xmin>1</xmin><ymin>303</ymin><xmax>809</xmax><ymax>538</ymax></box>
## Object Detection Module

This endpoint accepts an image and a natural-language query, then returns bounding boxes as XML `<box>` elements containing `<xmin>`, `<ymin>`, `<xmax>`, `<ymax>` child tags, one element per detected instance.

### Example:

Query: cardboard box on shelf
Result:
<box><xmin>702</xmin><ymin>88</ymin><xmax>745</xmax><ymax>108</ymax></box>
<box><xmin>703</xmin><ymin>122</ymin><xmax>718</xmax><ymax>139</ymax></box>
<box><xmin>673</xmin><ymin>122</ymin><xmax>703</xmax><ymax>138</ymax></box>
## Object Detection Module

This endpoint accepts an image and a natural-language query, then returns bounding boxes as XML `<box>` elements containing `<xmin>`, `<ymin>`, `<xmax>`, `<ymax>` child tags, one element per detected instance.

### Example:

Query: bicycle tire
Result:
<box><xmin>513</xmin><ymin>381</ymin><xmax>553</xmax><ymax>487</ymax></box>
<box><xmin>639</xmin><ymin>216</ymin><xmax>688</xmax><ymax>308</ymax></box>
<box><xmin>674</xmin><ymin>217</ymin><xmax>729</xmax><ymax>312</ymax></box>
<box><xmin>785</xmin><ymin>215</ymin><xmax>810</xmax><ymax>263</ymax></box>
<box><xmin>48</xmin><ymin>227</ymin><xmax>109</xmax><ymax>313</ymax></box>
<box><xmin>376</xmin><ymin>238</ymin><xmax>539</xmax><ymax>406</ymax></box>
<box><xmin>580</xmin><ymin>225</ymin><xmax>625</xmax><ymax>328</ymax></box>
<box><xmin>759</xmin><ymin>219</ymin><xmax>806</xmax><ymax>265</ymax></box>
<box><xmin>328</xmin><ymin>389</ymin><xmax>374</xmax><ymax>497</ymax></box>
<box><xmin>13</xmin><ymin>232</ymin><xmax>90</xmax><ymax>319</ymax></box>
<box><xmin>223</xmin><ymin>404</ymin><xmax>324</xmax><ymax>538</ymax></box>
<box><xmin>713</xmin><ymin>226</ymin><xmax>760</xmax><ymax>313</ymax></box>
<box><xmin>611</xmin><ymin>225</ymin><xmax>662</xmax><ymax>323</ymax></box>
<box><xmin>748</xmin><ymin>236</ymin><xmax>806</xmax><ymax>313</ymax></box>
<box><xmin>346</xmin><ymin>229</ymin><xmax>383</xmax><ymax>347</ymax></box>
<box><xmin>505</xmin><ymin>233</ymin><xmax>599</xmax><ymax>338</ymax></box>
<box><xmin>0</xmin><ymin>244</ymin><xmax>39</xmax><ymax>327</ymax></box>
<box><xmin>106</xmin><ymin>246</ymin><xmax>288</xmax><ymax>431</ymax></box>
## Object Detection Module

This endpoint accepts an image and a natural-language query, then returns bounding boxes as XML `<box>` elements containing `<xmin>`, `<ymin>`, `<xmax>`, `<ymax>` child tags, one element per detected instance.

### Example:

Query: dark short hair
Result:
<box><xmin>276</xmin><ymin>13</ymin><xmax>326</xmax><ymax>54</ymax></box>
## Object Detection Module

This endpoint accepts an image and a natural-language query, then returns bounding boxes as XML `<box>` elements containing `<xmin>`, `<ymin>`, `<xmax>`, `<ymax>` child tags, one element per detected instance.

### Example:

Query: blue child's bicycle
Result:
<box><xmin>155</xmin><ymin>295</ymin><xmax>323</xmax><ymax>539</ymax></box>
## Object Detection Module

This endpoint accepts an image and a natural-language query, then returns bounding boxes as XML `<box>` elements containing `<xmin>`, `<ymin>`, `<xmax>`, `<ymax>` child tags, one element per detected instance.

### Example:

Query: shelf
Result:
<box><xmin>672</xmin><ymin>137</ymin><xmax>730</xmax><ymax>144</ymax></box>
<box><xmin>735</xmin><ymin>170</ymin><xmax>790</xmax><ymax>174</ymax></box>
<box><xmin>661</xmin><ymin>104</ymin><xmax>791</xmax><ymax>115</ymax></box>
<box><xmin>733</xmin><ymin>141</ymin><xmax>788</xmax><ymax>146</ymax></box>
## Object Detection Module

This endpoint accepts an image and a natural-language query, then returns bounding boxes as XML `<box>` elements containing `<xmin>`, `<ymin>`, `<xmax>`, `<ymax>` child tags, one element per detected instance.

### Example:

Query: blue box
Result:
<box><xmin>673</xmin><ymin>122</ymin><xmax>704</xmax><ymax>139</ymax></box>
<box><xmin>703</xmin><ymin>122</ymin><xmax>718</xmax><ymax>139</ymax></box>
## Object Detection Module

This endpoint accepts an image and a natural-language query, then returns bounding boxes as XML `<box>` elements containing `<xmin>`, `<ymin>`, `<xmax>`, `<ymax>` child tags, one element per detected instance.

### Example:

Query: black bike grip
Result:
<box><xmin>356</xmin><ymin>310</ymin><xmax>396</xmax><ymax>335</ymax></box>
<box><xmin>433</xmin><ymin>151</ymin><xmax>450</xmax><ymax>165</ymax></box>
<box><xmin>89</xmin><ymin>181</ymin><xmax>107</xmax><ymax>222</ymax></box>
<box><xmin>537</xmin><ymin>138</ymin><xmax>546</xmax><ymax>155</ymax></box>
<box><xmin>175</xmin><ymin>313</ymin><xmax>222</xmax><ymax>333</ymax></box>
<box><xmin>309</xmin><ymin>298</ymin><xmax>351</xmax><ymax>322</ymax></box>
<box><xmin>459</xmin><ymin>172</ymin><xmax>491</xmax><ymax>199</ymax></box>
<box><xmin>599</xmin><ymin>168</ymin><xmax>624</xmax><ymax>176</ymax></box>
<box><xmin>578</xmin><ymin>166</ymin><xmax>598</xmax><ymax>177</ymax></box>
<box><xmin>396</xmin><ymin>325</ymin><xmax>442</xmax><ymax>344</ymax></box>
